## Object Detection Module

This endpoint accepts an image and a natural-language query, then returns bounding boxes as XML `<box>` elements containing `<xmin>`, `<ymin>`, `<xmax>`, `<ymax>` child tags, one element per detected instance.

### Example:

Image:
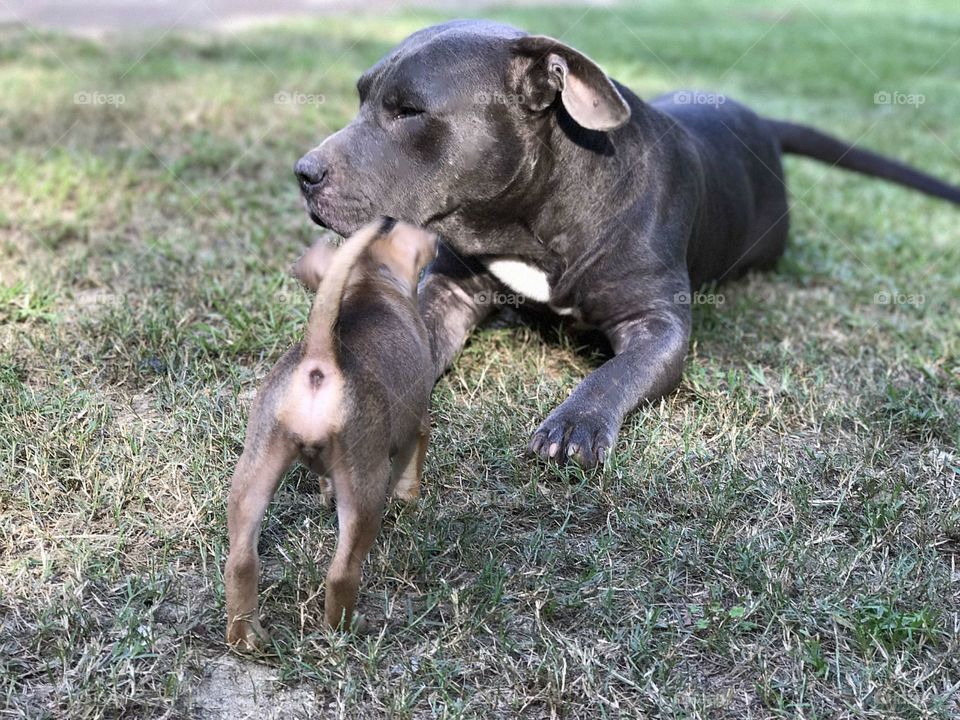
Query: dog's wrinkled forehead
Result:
<box><xmin>358</xmin><ymin>20</ymin><xmax>525</xmax><ymax>107</ymax></box>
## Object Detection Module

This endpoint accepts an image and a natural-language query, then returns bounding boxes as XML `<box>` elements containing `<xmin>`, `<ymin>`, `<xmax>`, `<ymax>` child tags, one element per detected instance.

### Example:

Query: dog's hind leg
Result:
<box><xmin>225</xmin><ymin>429</ymin><xmax>297</xmax><ymax>651</ymax></box>
<box><xmin>324</xmin><ymin>452</ymin><xmax>389</xmax><ymax>630</ymax></box>
<box><xmin>391</xmin><ymin>428</ymin><xmax>429</xmax><ymax>503</ymax></box>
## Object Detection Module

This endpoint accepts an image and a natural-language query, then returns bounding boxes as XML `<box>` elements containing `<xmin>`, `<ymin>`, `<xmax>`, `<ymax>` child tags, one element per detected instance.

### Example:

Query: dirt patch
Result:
<box><xmin>187</xmin><ymin>655</ymin><xmax>319</xmax><ymax>719</ymax></box>
<box><xmin>110</xmin><ymin>389</ymin><xmax>158</xmax><ymax>434</ymax></box>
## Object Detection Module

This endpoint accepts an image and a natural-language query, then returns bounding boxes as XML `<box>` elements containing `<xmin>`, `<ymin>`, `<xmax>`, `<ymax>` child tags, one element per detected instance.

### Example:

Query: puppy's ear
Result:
<box><xmin>372</xmin><ymin>222</ymin><xmax>438</xmax><ymax>290</ymax></box>
<box><xmin>290</xmin><ymin>239</ymin><xmax>338</xmax><ymax>291</ymax></box>
<box><xmin>510</xmin><ymin>35</ymin><xmax>630</xmax><ymax>131</ymax></box>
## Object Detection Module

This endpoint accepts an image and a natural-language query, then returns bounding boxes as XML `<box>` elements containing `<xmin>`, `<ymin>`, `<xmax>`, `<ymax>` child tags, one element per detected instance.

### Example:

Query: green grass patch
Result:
<box><xmin>1</xmin><ymin>1</ymin><xmax>958</xmax><ymax>717</ymax></box>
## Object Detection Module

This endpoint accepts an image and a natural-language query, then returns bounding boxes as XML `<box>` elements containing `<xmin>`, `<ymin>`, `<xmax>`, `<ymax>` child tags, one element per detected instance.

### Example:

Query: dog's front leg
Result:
<box><xmin>418</xmin><ymin>243</ymin><xmax>500</xmax><ymax>380</ymax></box>
<box><xmin>529</xmin><ymin>304</ymin><xmax>691</xmax><ymax>467</ymax></box>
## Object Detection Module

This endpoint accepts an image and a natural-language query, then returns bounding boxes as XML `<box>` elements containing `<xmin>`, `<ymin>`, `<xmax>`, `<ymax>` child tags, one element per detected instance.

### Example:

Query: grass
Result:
<box><xmin>1</xmin><ymin>0</ymin><xmax>958</xmax><ymax>717</ymax></box>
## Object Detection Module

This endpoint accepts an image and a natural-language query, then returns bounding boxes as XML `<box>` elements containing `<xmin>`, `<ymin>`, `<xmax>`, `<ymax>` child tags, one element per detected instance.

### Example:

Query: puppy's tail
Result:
<box><xmin>768</xmin><ymin>119</ymin><xmax>960</xmax><ymax>205</ymax></box>
<box><xmin>299</xmin><ymin>217</ymin><xmax>395</xmax><ymax>363</ymax></box>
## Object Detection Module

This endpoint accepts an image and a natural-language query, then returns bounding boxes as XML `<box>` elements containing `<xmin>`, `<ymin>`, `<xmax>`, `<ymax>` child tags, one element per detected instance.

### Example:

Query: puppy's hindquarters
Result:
<box><xmin>278</xmin><ymin>355</ymin><xmax>392</xmax><ymax>631</ymax></box>
<box><xmin>225</xmin><ymin>348</ymin><xmax>344</xmax><ymax>650</ymax></box>
<box><xmin>276</xmin><ymin>356</ymin><xmax>345</xmax><ymax>448</ymax></box>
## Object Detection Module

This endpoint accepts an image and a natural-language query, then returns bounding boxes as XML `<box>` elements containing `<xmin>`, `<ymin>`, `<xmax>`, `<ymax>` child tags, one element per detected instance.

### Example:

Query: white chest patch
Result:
<box><xmin>485</xmin><ymin>259</ymin><xmax>552</xmax><ymax>304</ymax></box>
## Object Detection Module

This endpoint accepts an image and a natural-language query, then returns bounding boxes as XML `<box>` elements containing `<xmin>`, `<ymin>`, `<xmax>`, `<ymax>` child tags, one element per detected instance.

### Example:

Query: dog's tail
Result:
<box><xmin>294</xmin><ymin>217</ymin><xmax>395</xmax><ymax>363</ymax></box>
<box><xmin>768</xmin><ymin>119</ymin><xmax>960</xmax><ymax>205</ymax></box>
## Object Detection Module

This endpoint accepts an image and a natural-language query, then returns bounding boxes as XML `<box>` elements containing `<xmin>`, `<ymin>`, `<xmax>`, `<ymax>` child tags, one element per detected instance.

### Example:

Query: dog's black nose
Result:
<box><xmin>295</xmin><ymin>155</ymin><xmax>328</xmax><ymax>187</ymax></box>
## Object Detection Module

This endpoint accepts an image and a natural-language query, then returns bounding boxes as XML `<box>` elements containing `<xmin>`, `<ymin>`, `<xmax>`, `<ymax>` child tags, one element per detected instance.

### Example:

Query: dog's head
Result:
<box><xmin>291</xmin><ymin>219</ymin><xmax>436</xmax><ymax>297</ymax></box>
<box><xmin>295</xmin><ymin>21</ymin><xmax>630</xmax><ymax>238</ymax></box>
<box><xmin>290</xmin><ymin>238</ymin><xmax>337</xmax><ymax>292</ymax></box>
<box><xmin>368</xmin><ymin>221</ymin><xmax>437</xmax><ymax>293</ymax></box>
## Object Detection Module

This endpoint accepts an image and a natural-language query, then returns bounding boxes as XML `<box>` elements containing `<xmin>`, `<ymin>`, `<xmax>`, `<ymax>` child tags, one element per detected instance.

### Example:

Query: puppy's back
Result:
<box><xmin>283</xmin><ymin>219</ymin><xmax>436</xmax><ymax>449</ymax></box>
<box><xmin>336</xmin><ymin>279</ymin><xmax>433</xmax><ymax>445</ymax></box>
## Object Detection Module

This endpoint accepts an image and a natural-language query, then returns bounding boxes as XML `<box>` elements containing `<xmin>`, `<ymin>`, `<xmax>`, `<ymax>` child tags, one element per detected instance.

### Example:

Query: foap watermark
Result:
<box><xmin>74</xmin><ymin>91</ymin><xmax>125</xmax><ymax>107</ymax></box>
<box><xmin>673</xmin><ymin>91</ymin><xmax>725</xmax><ymax>108</ymax></box>
<box><xmin>275</xmin><ymin>91</ymin><xmax>326</xmax><ymax>107</ymax></box>
<box><xmin>674</xmin><ymin>290</ymin><xmax>725</xmax><ymax>306</ymax></box>
<box><xmin>874</xmin><ymin>90</ymin><xmax>925</xmax><ymax>108</ymax></box>
<box><xmin>474</xmin><ymin>91</ymin><xmax>526</xmax><ymax>106</ymax></box>
<box><xmin>874</xmin><ymin>290</ymin><xmax>924</xmax><ymax>306</ymax></box>
<box><xmin>475</xmin><ymin>289</ymin><xmax>526</xmax><ymax>308</ymax></box>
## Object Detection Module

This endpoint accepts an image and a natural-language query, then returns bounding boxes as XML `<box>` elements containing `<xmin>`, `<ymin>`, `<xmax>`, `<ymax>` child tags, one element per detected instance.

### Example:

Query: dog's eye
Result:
<box><xmin>394</xmin><ymin>105</ymin><xmax>424</xmax><ymax>120</ymax></box>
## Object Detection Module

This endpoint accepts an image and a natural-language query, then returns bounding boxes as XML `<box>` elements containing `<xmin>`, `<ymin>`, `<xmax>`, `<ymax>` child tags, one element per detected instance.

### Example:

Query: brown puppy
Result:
<box><xmin>224</xmin><ymin>218</ymin><xmax>436</xmax><ymax>651</ymax></box>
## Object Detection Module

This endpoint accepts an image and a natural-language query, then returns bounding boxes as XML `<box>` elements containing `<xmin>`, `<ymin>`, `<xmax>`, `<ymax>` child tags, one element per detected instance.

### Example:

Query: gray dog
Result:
<box><xmin>294</xmin><ymin>20</ymin><xmax>960</xmax><ymax>467</ymax></box>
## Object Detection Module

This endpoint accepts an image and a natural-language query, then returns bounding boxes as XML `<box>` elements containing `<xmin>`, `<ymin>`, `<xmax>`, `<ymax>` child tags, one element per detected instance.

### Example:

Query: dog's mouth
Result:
<box><xmin>301</xmin><ymin>195</ymin><xmax>362</xmax><ymax>237</ymax></box>
<box><xmin>300</xmin><ymin>186</ymin><xmax>457</xmax><ymax>238</ymax></box>
<box><xmin>305</xmin><ymin>205</ymin><xmax>330</xmax><ymax>230</ymax></box>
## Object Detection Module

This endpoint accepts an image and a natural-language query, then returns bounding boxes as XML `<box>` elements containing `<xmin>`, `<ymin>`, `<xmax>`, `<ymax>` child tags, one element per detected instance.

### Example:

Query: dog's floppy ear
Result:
<box><xmin>290</xmin><ymin>239</ymin><xmax>338</xmax><ymax>291</ymax></box>
<box><xmin>372</xmin><ymin>222</ymin><xmax>438</xmax><ymax>290</ymax></box>
<box><xmin>510</xmin><ymin>35</ymin><xmax>630</xmax><ymax>131</ymax></box>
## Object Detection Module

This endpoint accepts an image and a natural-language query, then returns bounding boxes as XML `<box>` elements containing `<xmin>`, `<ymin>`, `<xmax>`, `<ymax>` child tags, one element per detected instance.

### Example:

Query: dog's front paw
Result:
<box><xmin>226</xmin><ymin>615</ymin><xmax>271</xmax><ymax>653</ymax></box>
<box><xmin>528</xmin><ymin>404</ymin><xmax>616</xmax><ymax>467</ymax></box>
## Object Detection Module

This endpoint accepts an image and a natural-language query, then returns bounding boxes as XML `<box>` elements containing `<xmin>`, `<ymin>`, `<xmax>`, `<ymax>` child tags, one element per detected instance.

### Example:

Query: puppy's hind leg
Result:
<box><xmin>391</xmin><ymin>428</ymin><xmax>429</xmax><ymax>503</ymax></box>
<box><xmin>324</xmin><ymin>453</ymin><xmax>389</xmax><ymax>631</ymax></box>
<box><xmin>225</xmin><ymin>429</ymin><xmax>297</xmax><ymax>652</ymax></box>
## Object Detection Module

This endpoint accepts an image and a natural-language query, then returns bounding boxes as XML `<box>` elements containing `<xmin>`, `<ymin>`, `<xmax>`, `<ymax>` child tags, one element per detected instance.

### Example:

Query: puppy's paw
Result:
<box><xmin>321</xmin><ymin>476</ymin><xmax>335</xmax><ymax>507</ymax></box>
<box><xmin>226</xmin><ymin>616</ymin><xmax>271</xmax><ymax>653</ymax></box>
<box><xmin>326</xmin><ymin>611</ymin><xmax>370</xmax><ymax>636</ymax></box>
<box><xmin>528</xmin><ymin>405</ymin><xmax>616</xmax><ymax>467</ymax></box>
<box><xmin>391</xmin><ymin>482</ymin><xmax>420</xmax><ymax>504</ymax></box>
